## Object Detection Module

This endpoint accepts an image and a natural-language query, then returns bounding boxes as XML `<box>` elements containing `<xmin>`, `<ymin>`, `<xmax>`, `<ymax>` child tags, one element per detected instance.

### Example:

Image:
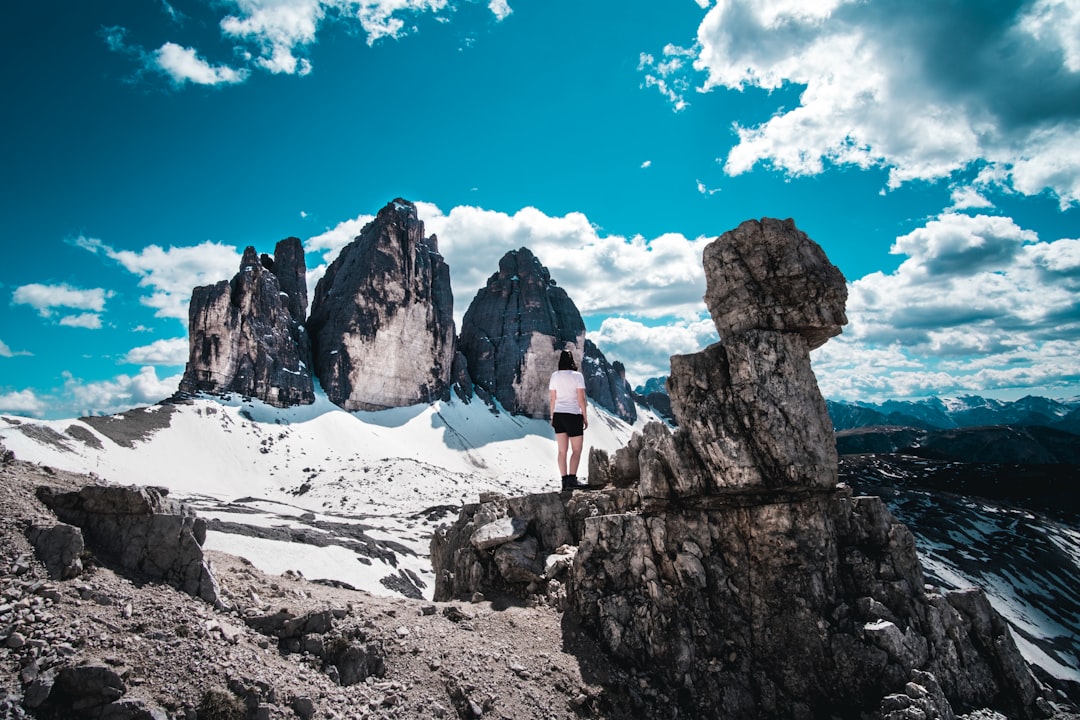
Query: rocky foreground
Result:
<box><xmin>0</xmin><ymin>449</ymin><xmax>650</xmax><ymax>720</ymax></box>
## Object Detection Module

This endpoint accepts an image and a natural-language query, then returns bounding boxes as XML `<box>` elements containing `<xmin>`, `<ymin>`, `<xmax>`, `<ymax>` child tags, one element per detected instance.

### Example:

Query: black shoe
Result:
<box><xmin>561</xmin><ymin>474</ymin><xmax>586</xmax><ymax>490</ymax></box>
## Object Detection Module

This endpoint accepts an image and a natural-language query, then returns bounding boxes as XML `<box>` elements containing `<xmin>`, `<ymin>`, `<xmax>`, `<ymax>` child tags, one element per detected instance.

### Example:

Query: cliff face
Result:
<box><xmin>456</xmin><ymin>248</ymin><xmax>585</xmax><ymax>418</ymax></box>
<box><xmin>307</xmin><ymin>199</ymin><xmax>455</xmax><ymax>411</ymax></box>
<box><xmin>431</xmin><ymin>218</ymin><xmax>1051</xmax><ymax>719</ymax></box>
<box><xmin>582</xmin><ymin>340</ymin><xmax>636</xmax><ymax>425</ymax></box>
<box><xmin>178</xmin><ymin>239</ymin><xmax>314</xmax><ymax>407</ymax></box>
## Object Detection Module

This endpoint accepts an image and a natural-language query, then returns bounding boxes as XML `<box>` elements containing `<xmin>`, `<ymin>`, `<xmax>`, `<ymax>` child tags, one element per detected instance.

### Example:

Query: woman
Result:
<box><xmin>548</xmin><ymin>350</ymin><xmax>588</xmax><ymax>490</ymax></box>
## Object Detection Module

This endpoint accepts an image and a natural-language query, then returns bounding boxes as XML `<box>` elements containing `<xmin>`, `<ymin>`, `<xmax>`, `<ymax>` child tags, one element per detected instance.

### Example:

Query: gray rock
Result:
<box><xmin>36</xmin><ymin>484</ymin><xmax>220</xmax><ymax>606</ymax></box>
<box><xmin>582</xmin><ymin>339</ymin><xmax>636</xmax><ymax>424</ymax></box>
<box><xmin>26</xmin><ymin>523</ymin><xmax>84</xmax><ymax>580</ymax></box>
<box><xmin>702</xmin><ymin>217</ymin><xmax>847</xmax><ymax>349</ymax></box>
<box><xmin>179</xmin><ymin>242</ymin><xmax>314</xmax><ymax>407</ymax></box>
<box><xmin>457</xmin><ymin>247</ymin><xmax>585</xmax><ymax>418</ymax></box>
<box><xmin>308</xmin><ymin>198</ymin><xmax>455</xmax><ymax>411</ymax></box>
<box><xmin>471</xmin><ymin>517</ymin><xmax>528</xmax><ymax>550</ymax></box>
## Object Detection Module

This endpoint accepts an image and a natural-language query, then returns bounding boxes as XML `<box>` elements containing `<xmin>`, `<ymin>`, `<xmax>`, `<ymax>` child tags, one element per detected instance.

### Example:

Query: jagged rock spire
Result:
<box><xmin>307</xmin><ymin>198</ymin><xmax>455</xmax><ymax>411</ymax></box>
<box><xmin>457</xmin><ymin>247</ymin><xmax>585</xmax><ymax>418</ymax></box>
<box><xmin>178</xmin><ymin>239</ymin><xmax>314</xmax><ymax>407</ymax></box>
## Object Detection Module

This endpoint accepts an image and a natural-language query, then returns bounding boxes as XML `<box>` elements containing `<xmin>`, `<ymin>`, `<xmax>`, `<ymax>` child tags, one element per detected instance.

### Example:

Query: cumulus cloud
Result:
<box><xmin>304</xmin><ymin>213</ymin><xmax>375</xmax><ymax>297</ymax></box>
<box><xmin>11</xmin><ymin>283</ymin><xmax>114</xmax><ymax>328</ymax></box>
<box><xmin>653</xmin><ymin>0</ymin><xmax>1080</xmax><ymax>206</ymax></box>
<box><xmin>155</xmin><ymin>42</ymin><xmax>249</xmax><ymax>85</ymax></box>
<box><xmin>813</xmin><ymin>212</ymin><xmax>1080</xmax><ymax>400</ymax></box>
<box><xmin>62</xmin><ymin>367</ymin><xmax>184</xmax><ymax>417</ymax></box>
<box><xmin>74</xmin><ymin>236</ymin><xmax>240</xmax><ymax>321</ymax></box>
<box><xmin>416</xmin><ymin>202</ymin><xmax>714</xmax><ymax>326</ymax></box>
<box><xmin>590</xmin><ymin>316</ymin><xmax>718</xmax><ymax>384</ymax></box>
<box><xmin>124</xmin><ymin>337</ymin><xmax>189</xmax><ymax>365</ymax></box>
<box><xmin>0</xmin><ymin>389</ymin><xmax>46</xmax><ymax>417</ymax></box>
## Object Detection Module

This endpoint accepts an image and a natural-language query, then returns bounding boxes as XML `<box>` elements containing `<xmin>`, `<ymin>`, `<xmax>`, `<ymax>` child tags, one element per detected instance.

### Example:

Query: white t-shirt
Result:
<box><xmin>549</xmin><ymin>370</ymin><xmax>586</xmax><ymax>414</ymax></box>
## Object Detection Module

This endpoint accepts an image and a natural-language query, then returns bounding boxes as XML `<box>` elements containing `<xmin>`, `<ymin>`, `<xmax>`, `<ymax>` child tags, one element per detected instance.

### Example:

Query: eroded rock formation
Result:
<box><xmin>178</xmin><ymin>238</ymin><xmax>314</xmax><ymax>407</ymax></box>
<box><xmin>583</xmin><ymin>340</ymin><xmax>637</xmax><ymax>424</ymax></box>
<box><xmin>457</xmin><ymin>248</ymin><xmax>585</xmax><ymax>418</ymax></box>
<box><xmin>432</xmin><ymin>217</ymin><xmax>1056</xmax><ymax>719</ymax></box>
<box><xmin>35</xmin><ymin>484</ymin><xmax>220</xmax><ymax>606</ymax></box>
<box><xmin>307</xmin><ymin>199</ymin><xmax>455</xmax><ymax>411</ymax></box>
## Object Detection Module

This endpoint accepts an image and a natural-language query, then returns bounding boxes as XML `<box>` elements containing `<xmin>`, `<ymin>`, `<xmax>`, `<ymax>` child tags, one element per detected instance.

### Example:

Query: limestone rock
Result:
<box><xmin>26</xmin><ymin>522</ymin><xmax>84</xmax><ymax>580</ymax></box>
<box><xmin>666</xmin><ymin>331</ymin><xmax>837</xmax><ymax>491</ymax></box>
<box><xmin>702</xmin><ymin>217</ymin><xmax>847</xmax><ymax>349</ymax></box>
<box><xmin>307</xmin><ymin>199</ymin><xmax>455</xmax><ymax>411</ymax></box>
<box><xmin>457</xmin><ymin>248</ymin><xmax>585</xmax><ymax>418</ymax></box>
<box><xmin>178</xmin><ymin>240</ymin><xmax>314</xmax><ymax>407</ymax></box>
<box><xmin>36</xmin><ymin>484</ymin><xmax>220</xmax><ymax>606</ymax></box>
<box><xmin>582</xmin><ymin>339</ymin><xmax>636</xmax><ymax>424</ymax></box>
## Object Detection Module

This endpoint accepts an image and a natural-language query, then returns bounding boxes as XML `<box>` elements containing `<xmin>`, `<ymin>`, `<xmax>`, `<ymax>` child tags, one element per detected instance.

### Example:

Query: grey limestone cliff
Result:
<box><xmin>178</xmin><ymin>239</ymin><xmax>314</xmax><ymax>407</ymax></box>
<box><xmin>307</xmin><ymin>199</ymin><xmax>455</xmax><ymax>411</ymax></box>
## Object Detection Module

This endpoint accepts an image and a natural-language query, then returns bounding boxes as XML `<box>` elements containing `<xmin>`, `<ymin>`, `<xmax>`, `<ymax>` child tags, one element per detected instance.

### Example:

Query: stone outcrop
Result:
<box><xmin>178</xmin><ymin>238</ymin><xmax>314</xmax><ymax>407</ymax></box>
<box><xmin>457</xmin><ymin>248</ymin><xmax>586</xmax><ymax>418</ymax></box>
<box><xmin>307</xmin><ymin>199</ymin><xmax>455</xmax><ymax>411</ymax></box>
<box><xmin>582</xmin><ymin>339</ymin><xmax>637</xmax><ymax>424</ymax></box>
<box><xmin>35</xmin><ymin>484</ymin><xmax>220</xmax><ymax>606</ymax></box>
<box><xmin>432</xmin><ymin>217</ymin><xmax>1055</xmax><ymax>719</ymax></box>
<box><xmin>703</xmin><ymin>217</ymin><xmax>847</xmax><ymax>349</ymax></box>
<box><xmin>26</xmin><ymin>523</ymin><xmax>84</xmax><ymax>580</ymax></box>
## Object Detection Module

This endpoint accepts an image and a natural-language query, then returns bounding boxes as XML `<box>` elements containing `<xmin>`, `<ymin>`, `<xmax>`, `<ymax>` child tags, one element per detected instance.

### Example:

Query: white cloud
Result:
<box><xmin>112</xmin><ymin>0</ymin><xmax>513</xmax><ymax>85</ymax></box>
<box><xmin>948</xmin><ymin>186</ymin><xmax>994</xmax><ymax>211</ymax></box>
<box><xmin>75</xmin><ymin>236</ymin><xmax>240</xmax><ymax>322</ymax></box>
<box><xmin>589</xmin><ymin>316</ymin><xmax>719</xmax><ymax>384</ymax></box>
<box><xmin>641</xmin><ymin>160</ymin><xmax>652</xmax><ymax>169</ymax></box>
<box><xmin>62</xmin><ymin>367</ymin><xmax>184</xmax><ymax>417</ymax></box>
<box><xmin>11</xmin><ymin>283</ymin><xmax>114</xmax><ymax>326</ymax></box>
<box><xmin>155</xmin><ymin>42</ymin><xmax>249</xmax><ymax>85</ymax></box>
<box><xmin>0</xmin><ymin>339</ymin><xmax>11</xmax><ymax>357</ymax></box>
<box><xmin>488</xmin><ymin>0</ymin><xmax>512</xmax><ymax>21</ymax></box>
<box><xmin>813</xmin><ymin>212</ymin><xmax>1080</xmax><ymax>400</ymax></box>
<box><xmin>59</xmin><ymin>313</ymin><xmax>105</xmax><ymax>330</ymax></box>
<box><xmin>664</xmin><ymin>0</ymin><xmax>1080</xmax><ymax>206</ymax></box>
<box><xmin>417</xmin><ymin>202</ymin><xmax>714</xmax><ymax>325</ymax></box>
<box><xmin>124</xmin><ymin>337</ymin><xmax>189</xmax><ymax>366</ymax></box>
<box><xmin>0</xmin><ymin>389</ymin><xmax>47</xmax><ymax>417</ymax></box>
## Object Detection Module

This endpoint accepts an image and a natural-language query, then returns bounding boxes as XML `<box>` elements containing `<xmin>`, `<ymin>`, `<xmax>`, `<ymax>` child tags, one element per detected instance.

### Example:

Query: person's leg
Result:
<box><xmin>556</xmin><ymin>433</ymin><xmax>569</xmax><ymax>477</ymax></box>
<box><xmin>568</xmin><ymin>434</ymin><xmax>584</xmax><ymax>476</ymax></box>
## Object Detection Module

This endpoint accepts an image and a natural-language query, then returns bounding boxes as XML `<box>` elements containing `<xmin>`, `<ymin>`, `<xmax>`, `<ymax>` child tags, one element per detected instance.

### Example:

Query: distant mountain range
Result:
<box><xmin>826</xmin><ymin>394</ymin><xmax>1080</xmax><ymax>433</ymax></box>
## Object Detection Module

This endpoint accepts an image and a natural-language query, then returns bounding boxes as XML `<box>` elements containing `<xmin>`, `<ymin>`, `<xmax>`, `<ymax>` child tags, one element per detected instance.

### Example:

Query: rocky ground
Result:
<box><xmin>0</xmin><ymin>450</ymin><xmax>648</xmax><ymax>720</ymax></box>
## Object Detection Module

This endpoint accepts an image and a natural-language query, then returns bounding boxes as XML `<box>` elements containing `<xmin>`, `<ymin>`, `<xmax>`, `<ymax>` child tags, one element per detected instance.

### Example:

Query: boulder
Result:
<box><xmin>702</xmin><ymin>217</ymin><xmax>847</xmax><ymax>349</ymax></box>
<box><xmin>26</xmin><ymin>522</ymin><xmax>84</xmax><ymax>580</ymax></box>
<box><xmin>36</xmin><ymin>484</ymin><xmax>220</xmax><ymax>606</ymax></box>
<box><xmin>307</xmin><ymin>199</ymin><xmax>455</xmax><ymax>411</ymax></box>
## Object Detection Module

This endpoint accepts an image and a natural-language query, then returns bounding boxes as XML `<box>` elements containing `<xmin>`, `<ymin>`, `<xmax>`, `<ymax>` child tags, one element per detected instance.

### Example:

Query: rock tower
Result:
<box><xmin>307</xmin><ymin>199</ymin><xmax>455</xmax><ymax>411</ymax></box>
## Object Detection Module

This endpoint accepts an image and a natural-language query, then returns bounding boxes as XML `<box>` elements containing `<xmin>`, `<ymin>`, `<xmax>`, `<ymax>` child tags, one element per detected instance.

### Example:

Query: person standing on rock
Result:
<box><xmin>549</xmin><ymin>350</ymin><xmax>588</xmax><ymax>490</ymax></box>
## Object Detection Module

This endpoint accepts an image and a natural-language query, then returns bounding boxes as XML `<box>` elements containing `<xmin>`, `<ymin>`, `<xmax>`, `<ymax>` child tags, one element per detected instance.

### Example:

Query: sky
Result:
<box><xmin>2</xmin><ymin>0</ymin><xmax>1080</xmax><ymax>420</ymax></box>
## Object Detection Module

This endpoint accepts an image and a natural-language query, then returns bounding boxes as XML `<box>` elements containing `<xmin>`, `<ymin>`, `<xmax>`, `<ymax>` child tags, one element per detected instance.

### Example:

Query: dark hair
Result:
<box><xmin>558</xmin><ymin>351</ymin><xmax>577</xmax><ymax>371</ymax></box>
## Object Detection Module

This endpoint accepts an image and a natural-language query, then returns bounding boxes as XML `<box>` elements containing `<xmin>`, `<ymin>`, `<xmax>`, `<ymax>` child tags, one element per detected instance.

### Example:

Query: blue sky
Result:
<box><xmin>2</xmin><ymin>0</ymin><xmax>1079</xmax><ymax>419</ymax></box>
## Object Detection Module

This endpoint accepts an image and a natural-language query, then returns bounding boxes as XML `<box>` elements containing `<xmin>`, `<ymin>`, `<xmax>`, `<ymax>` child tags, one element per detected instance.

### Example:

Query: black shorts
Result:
<box><xmin>552</xmin><ymin>412</ymin><xmax>584</xmax><ymax>437</ymax></box>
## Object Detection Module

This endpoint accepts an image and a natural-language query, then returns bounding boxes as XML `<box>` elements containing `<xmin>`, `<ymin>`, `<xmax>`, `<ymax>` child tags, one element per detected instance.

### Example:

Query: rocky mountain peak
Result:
<box><xmin>178</xmin><ymin>239</ymin><xmax>314</xmax><ymax>407</ymax></box>
<box><xmin>457</xmin><ymin>247</ymin><xmax>585</xmax><ymax>418</ymax></box>
<box><xmin>307</xmin><ymin>198</ymin><xmax>455</xmax><ymax>411</ymax></box>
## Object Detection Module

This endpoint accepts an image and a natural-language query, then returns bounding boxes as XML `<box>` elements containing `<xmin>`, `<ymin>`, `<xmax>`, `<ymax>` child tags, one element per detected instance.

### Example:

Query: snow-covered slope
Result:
<box><xmin>0</xmin><ymin>389</ymin><xmax>654</xmax><ymax>601</ymax></box>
